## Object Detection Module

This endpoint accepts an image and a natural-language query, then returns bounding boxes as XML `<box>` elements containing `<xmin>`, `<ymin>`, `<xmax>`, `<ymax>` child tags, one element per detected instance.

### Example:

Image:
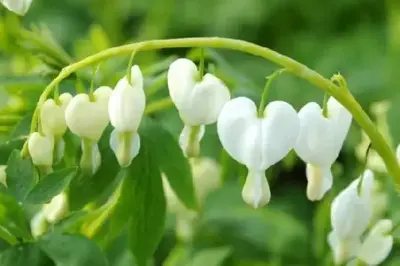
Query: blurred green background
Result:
<box><xmin>0</xmin><ymin>0</ymin><xmax>400</xmax><ymax>265</ymax></box>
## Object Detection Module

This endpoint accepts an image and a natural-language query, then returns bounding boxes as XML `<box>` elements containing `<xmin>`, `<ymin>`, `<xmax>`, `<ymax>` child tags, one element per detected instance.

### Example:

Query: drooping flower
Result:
<box><xmin>328</xmin><ymin>170</ymin><xmax>376</xmax><ymax>265</ymax></box>
<box><xmin>217</xmin><ymin>97</ymin><xmax>299</xmax><ymax>208</ymax></box>
<box><xmin>28</xmin><ymin>132</ymin><xmax>54</xmax><ymax>168</ymax></box>
<box><xmin>108</xmin><ymin>65</ymin><xmax>145</xmax><ymax>167</ymax></box>
<box><xmin>168</xmin><ymin>58</ymin><xmax>230</xmax><ymax>156</ymax></box>
<box><xmin>0</xmin><ymin>0</ymin><xmax>33</xmax><ymax>15</ymax></box>
<box><xmin>65</xmin><ymin>87</ymin><xmax>111</xmax><ymax>174</ymax></box>
<box><xmin>295</xmin><ymin>97</ymin><xmax>352</xmax><ymax>201</ymax></box>
<box><xmin>42</xmin><ymin>192</ymin><xmax>68</xmax><ymax>224</ymax></box>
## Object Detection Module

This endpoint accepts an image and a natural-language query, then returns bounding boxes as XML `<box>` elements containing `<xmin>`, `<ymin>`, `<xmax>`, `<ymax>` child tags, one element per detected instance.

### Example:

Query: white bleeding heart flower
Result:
<box><xmin>28</xmin><ymin>132</ymin><xmax>54</xmax><ymax>167</ymax></box>
<box><xmin>0</xmin><ymin>0</ymin><xmax>33</xmax><ymax>15</ymax></box>
<box><xmin>80</xmin><ymin>140</ymin><xmax>101</xmax><ymax>175</ymax></box>
<box><xmin>168</xmin><ymin>58</ymin><xmax>230</xmax><ymax>156</ymax></box>
<box><xmin>42</xmin><ymin>192</ymin><xmax>68</xmax><ymax>224</ymax></box>
<box><xmin>65</xmin><ymin>86</ymin><xmax>112</xmax><ymax>142</ymax></box>
<box><xmin>178</xmin><ymin>125</ymin><xmax>205</xmax><ymax>157</ymax></box>
<box><xmin>40</xmin><ymin>93</ymin><xmax>72</xmax><ymax>137</ymax></box>
<box><xmin>295</xmin><ymin>97</ymin><xmax>352</xmax><ymax>201</ymax></box>
<box><xmin>328</xmin><ymin>170</ymin><xmax>376</xmax><ymax>264</ymax></box>
<box><xmin>30</xmin><ymin>212</ymin><xmax>47</xmax><ymax>238</ymax></box>
<box><xmin>217</xmin><ymin>97</ymin><xmax>299</xmax><ymax>208</ymax></box>
<box><xmin>108</xmin><ymin>65</ymin><xmax>145</xmax><ymax>167</ymax></box>
<box><xmin>356</xmin><ymin>219</ymin><xmax>393</xmax><ymax>265</ymax></box>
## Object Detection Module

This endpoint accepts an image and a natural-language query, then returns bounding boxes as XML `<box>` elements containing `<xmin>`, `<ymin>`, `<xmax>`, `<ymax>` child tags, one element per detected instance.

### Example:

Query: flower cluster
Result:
<box><xmin>328</xmin><ymin>170</ymin><xmax>393</xmax><ymax>265</ymax></box>
<box><xmin>28</xmin><ymin>66</ymin><xmax>145</xmax><ymax>174</ymax></box>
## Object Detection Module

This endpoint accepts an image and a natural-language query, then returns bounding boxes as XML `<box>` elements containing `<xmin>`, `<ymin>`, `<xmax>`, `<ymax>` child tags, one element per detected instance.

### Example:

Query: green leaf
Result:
<box><xmin>191</xmin><ymin>246</ymin><xmax>232</xmax><ymax>266</ymax></box>
<box><xmin>0</xmin><ymin>139</ymin><xmax>25</xmax><ymax>164</ymax></box>
<box><xmin>38</xmin><ymin>233</ymin><xmax>108</xmax><ymax>266</ymax></box>
<box><xmin>139</xmin><ymin>117</ymin><xmax>197</xmax><ymax>210</ymax></box>
<box><xmin>0</xmin><ymin>244</ymin><xmax>52</xmax><ymax>266</ymax></box>
<box><xmin>127</xmin><ymin>138</ymin><xmax>166</xmax><ymax>266</ymax></box>
<box><xmin>11</xmin><ymin>113</ymin><xmax>33</xmax><ymax>139</ymax></box>
<box><xmin>26</xmin><ymin>168</ymin><xmax>77</xmax><ymax>204</ymax></box>
<box><xmin>0</xmin><ymin>190</ymin><xmax>31</xmax><ymax>240</ymax></box>
<box><xmin>5</xmin><ymin>150</ymin><xmax>36</xmax><ymax>202</ymax></box>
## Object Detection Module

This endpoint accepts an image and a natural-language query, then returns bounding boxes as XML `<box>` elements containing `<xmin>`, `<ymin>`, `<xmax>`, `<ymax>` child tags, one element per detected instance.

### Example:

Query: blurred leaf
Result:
<box><xmin>0</xmin><ymin>76</ymin><xmax>47</xmax><ymax>88</ymax></box>
<box><xmin>0</xmin><ymin>138</ymin><xmax>25</xmax><ymax>164</ymax></box>
<box><xmin>139</xmin><ymin>117</ymin><xmax>197</xmax><ymax>210</ymax></box>
<box><xmin>6</xmin><ymin>150</ymin><xmax>36</xmax><ymax>202</ymax></box>
<box><xmin>312</xmin><ymin>195</ymin><xmax>333</xmax><ymax>261</ymax></box>
<box><xmin>26</xmin><ymin>168</ymin><xmax>77</xmax><ymax>204</ymax></box>
<box><xmin>127</xmin><ymin>138</ymin><xmax>166</xmax><ymax>266</ymax></box>
<box><xmin>54</xmin><ymin>211</ymin><xmax>88</xmax><ymax>234</ymax></box>
<box><xmin>39</xmin><ymin>233</ymin><xmax>108</xmax><ymax>266</ymax></box>
<box><xmin>0</xmin><ymin>189</ymin><xmax>31</xmax><ymax>240</ymax></box>
<box><xmin>11</xmin><ymin>113</ymin><xmax>32</xmax><ymax>139</ymax></box>
<box><xmin>163</xmin><ymin>245</ymin><xmax>191</xmax><ymax>266</ymax></box>
<box><xmin>0</xmin><ymin>244</ymin><xmax>52</xmax><ymax>266</ymax></box>
<box><xmin>191</xmin><ymin>246</ymin><xmax>232</xmax><ymax>266</ymax></box>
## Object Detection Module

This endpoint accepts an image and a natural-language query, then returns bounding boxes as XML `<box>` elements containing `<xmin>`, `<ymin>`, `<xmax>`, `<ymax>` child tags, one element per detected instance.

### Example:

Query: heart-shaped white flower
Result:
<box><xmin>65</xmin><ymin>86</ymin><xmax>112</xmax><ymax>142</ymax></box>
<box><xmin>40</xmin><ymin>93</ymin><xmax>72</xmax><ymax>137</ymax></box>
<box><xmin>108</xmin><ymin>66</ymin><xmax>145</xmax><ymax>167</ymax></box>
<box><xmin>295</xmin><ymin>97</ymin><xmax>352</xmax><ymax>201</ymax></box>
<box><xmin>28</xmin><ymin>132</ymin><xmax>54</xmax><ymax>166</ymax></box>
<box><xmin>217</xmin><ymin>97</ymin><xmax>299</xmax><ymax>208</ymax></box>
<box><xmin>168</xmin><ymin>58</ymin><xmax>230</xmax><ymax>126</ymax></box>
<box><xmin>0</xmin><ymin>0</ymin><xmax>33</xmax><ymax>15</ymax></box>
<box><xmin>42</xmin><ymin>192</ymin><xmax>68</xmax><ymax>223</ymax></box>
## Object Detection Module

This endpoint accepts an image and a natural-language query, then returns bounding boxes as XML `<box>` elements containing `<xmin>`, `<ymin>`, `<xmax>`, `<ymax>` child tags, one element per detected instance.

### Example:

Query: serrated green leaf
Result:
<box><xmin>38</xmin><ymin>233</ymin><xmax>108</xmax><ymax>266</ymax></box>
<box><xmin>191</xmin><ymin>246</ymin><xmax>232</xmax><ymax>266</ymax></box>
<box><xmin>5</xmin><ymin>150</ymin><xmax>35</xmax><ymax>202</ymax></box>
<box><xmin>0</xmin><ymin>244</ymin><xmax>52</xmax><ymax>266</ymax></box>
<box><xmin>0</xmin><ymin>190</ymin><xmax>31</xmax><ymax>240</ymax></box>
<box><xmin>26</xmin><ymin>168</ymin><xmax>77</xmax><ymax>204</ymax></box>
<box><xmin>139</xmin><ymin>117</ymin><xmax>197</xmax><ymax>210</ymax></box>
<box><xmin>127</xmin><ymin>138</ymin><xmax>166</xmax><ymax>266</ymax></box>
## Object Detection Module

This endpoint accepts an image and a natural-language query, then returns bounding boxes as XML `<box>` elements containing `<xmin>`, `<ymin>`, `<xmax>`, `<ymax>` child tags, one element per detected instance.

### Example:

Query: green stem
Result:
<box><xmin>322</xmin><ymin>92</ymin><xmax>329</xmax><ymax>117</ymax></box>
<box><xmin>258</xmin><ymin>69</ymin><xmax>285</xmax><ymax>117</ymax></box>
<box><xmin>186</xmin><ymin>126</ymin><xmax>201</xmax><ymax>158</ymax></box>
<box><xmin>127</xmin><ymin>51</ymin><xmax>137</xmax><ymax>85</ymax></box>
<box><xmin>24</xmin><ymin>37</ymin><xmax>400</xmax><ymax>189</ymax></box>
<box><xmin>144</xmin><ymin>98</ymin><xmax>173</xmax><ymax>115</ymax></box>
<box><xmin>198</xmin><ymin>48</ymin><xmax>205</xmax><ymax>80</ymax></box>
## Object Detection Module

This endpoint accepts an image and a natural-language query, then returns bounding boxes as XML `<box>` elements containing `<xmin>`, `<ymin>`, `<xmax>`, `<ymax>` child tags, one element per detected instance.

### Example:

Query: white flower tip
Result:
<box><xmin>0</xmin><ymin>165</ymin><xmax>6</xmax><ymax>186</ymax></box>
<box><xmin>42</xmin><ymin>193</ymin><xmax>68</xmax><ymax>223</ymax></box>
<box><xmin>179</xmin><ymin>125</ymin><xmax>205</xmax><ymax>157</ymax></box>
<box><xmin>110</xmin><ymin>130</ymin><xmax>141</xmax><ymax>167</ymax></box>
<box><xmin>30</xmin><ymin>212</ymin><xmax>47</xmax><ymax>238</ymax></box>
<box><xmin>306</xmin><ymin>164</ymin><xmax>332</xmax><ymax>201</ymax></box>
<box><xmin>241</xmin><ymin>170</ymin><xmax>271</xmax><ymax>208</ymax></box>
<box><xmin>0</xmin><ymin>0</ymin><xmax>33</xmax><ymax>15</ymax></box>
<box><xmin>28</xmin><ymin>132</ymin><xmax>54</xmax><ymax>166</ymax></box>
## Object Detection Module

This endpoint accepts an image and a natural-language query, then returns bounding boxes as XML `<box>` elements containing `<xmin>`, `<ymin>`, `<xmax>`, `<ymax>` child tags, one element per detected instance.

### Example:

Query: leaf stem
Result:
<box><xmin>258</xmin><ymin>69</ymin><xmax>285</xmax><ymax>117</ymax></box>
<box><xmin>24</xmin><ymin>37</ymin><xmax>400</xmax><ymax>189</ymax></box>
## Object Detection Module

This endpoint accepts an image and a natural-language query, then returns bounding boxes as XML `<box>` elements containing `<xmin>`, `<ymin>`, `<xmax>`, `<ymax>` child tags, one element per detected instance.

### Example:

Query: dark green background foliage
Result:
<box><xmin>0</xmin><ymin>0</ymin><xmax>399</xmax><ymax>265</ymax></box>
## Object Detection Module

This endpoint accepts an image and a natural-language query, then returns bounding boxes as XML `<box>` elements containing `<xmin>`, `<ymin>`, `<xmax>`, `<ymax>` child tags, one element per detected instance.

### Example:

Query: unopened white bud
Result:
<box><xmin>42</xmin><ymin>193</ymin><xmax>68</xmax><ymax>223</ymax></box>
<box><xmin>28</xmin><ymin>132</ymin><xmax>54</xmax><ymax>167</ymax></box>
<box><xmin>30</xmin><ymin>212</ymin><xmax>48</xmax><ymax>238</ymax></box>
<box><xmin>40</xmin><ymin>93</ymin><xmax>72</xmax><ymax>137</ymax></box>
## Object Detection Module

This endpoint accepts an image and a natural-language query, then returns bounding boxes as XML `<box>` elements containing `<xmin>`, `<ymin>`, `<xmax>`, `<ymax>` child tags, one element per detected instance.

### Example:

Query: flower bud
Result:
<box><xmin>0</xmin><ymin>0</ymin><xmax>33</xmax><ymax>15</ymax></box>
<box><xmin>28</xmin><ymin>132</ymin><xmax>54</xmax><ymax>167</ymax></box>
<box><xmin>65</xmin><ymin>86</ymin><xmax>112</xmax><ymax>142</ymax></box>
<box><xmin>357</xmin><ymin>219</ymin><xmax>393</xmax><ymax>265</ymax></box>
<box><xmin>306</xmin><ymin>164</ymin><xmax>332</xmax><ymax>201</ymax></box>
<box><xmin>42</xmin><ymin>193</ymin><xmax>68</xmax><ymax>223</ymax></box>
<box><xmin>40</xmin><ymin>93</ymin><xmax>72</xmax><ymax>137</ymax></box>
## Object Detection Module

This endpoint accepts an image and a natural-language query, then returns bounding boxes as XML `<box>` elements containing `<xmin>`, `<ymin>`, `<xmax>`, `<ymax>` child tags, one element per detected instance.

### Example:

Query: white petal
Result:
<box><xmin>358</xmin><ymin>219</ymin><xmax>393</xmax><ymax>265</ymax></box>
<box><xmin>168</xmin><ymin>58</ymin><xmax>198</xmax><ymax>109</ymax></box>
<box><xmin>0</xmin><ymin>0</ymin><xmax>33</xmax><ymax>15</ymax></box>
<box><xmin>0</xmin><ymin>165</ymin><xmax>6</xmax><ymax>186</ymax></box>
<box><xmin>40</xmin><ymin>93</ymin><xmax>72</xmax><ymax>137</ymax></box>
<box><xmin>217</xmin><ymin>97</ymin><xmax>262</xmax><ymax>169</ymax></box>
<box><xmin>28</xmin><ymin>132</ymin><xmax>54</xmax><ymax>166</ymax></box>
<box><xmin>260</xmin><ymin>101</ymin><xmax>300</xmax><ymax>169</ymax></box>
<box><xmin>179</xmin><ymin>125</ymin><xmax>205</xmax><ymax>157</ymax></box>
<box><xmin>295</xmin><ymin>102</ymin><xmax>338</xmax><ymax>166</ymax></box>
<box><xmin>328</xmin><ymin>231</ymin><xmax>361</xmax><ymax>265</ymax></box>
<box><xmin>331</xmin><ymin>184</ymin><xmax>372</xmax><ymax>239</ymax></box>
<box><xmin>217</xmin><ymin>97</ymin><xmax>299</xmax><ymax>170</ymax></box>
<box><xmin>306</xmin><ymin>163</ymin><xmax>332</xmax><ymax>201</ymax></box>
<box><xmin>65</xmin><ymin>87</ymin><xmax>111</xmax><ymax>141</ymax></box>
<box><xmin>109</xmin><ymin>129</ymin><xmax>141</xmax><ymax>167</ymax></box>
<box><xmin>42</xmin><ymin>193</ymin><xmax>68</xmax><ymax>223</ymax></box>
<box><xmin>327</xmin><ymin>97</ymin><xmax>352</xmax><ymax>148</ymax></box>
<box><xmin>241</xmin><ymin>170</ymin><xmax>271</xmax><ymax>208</ymax></box>
<box><xmin>30</xmin><ymin>211</ymin><xmax>47</xmax><ymax>238</ymax></box>
<box><xmin>109</xmin><ymin>65</ymin><xmax>146</xmax><ymax>132</ymax></box>
<box><xmin>179</xmin><ymin>73</ymin><xmax>230</xmax><ymax>125</ymax></box>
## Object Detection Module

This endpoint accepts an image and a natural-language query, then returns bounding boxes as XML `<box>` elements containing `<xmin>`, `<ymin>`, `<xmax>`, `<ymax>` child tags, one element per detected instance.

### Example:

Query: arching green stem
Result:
<box><xmin>24</xmin><ymin>37</ymin><xmax>400</xmax><ymax>189</ymax></box>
